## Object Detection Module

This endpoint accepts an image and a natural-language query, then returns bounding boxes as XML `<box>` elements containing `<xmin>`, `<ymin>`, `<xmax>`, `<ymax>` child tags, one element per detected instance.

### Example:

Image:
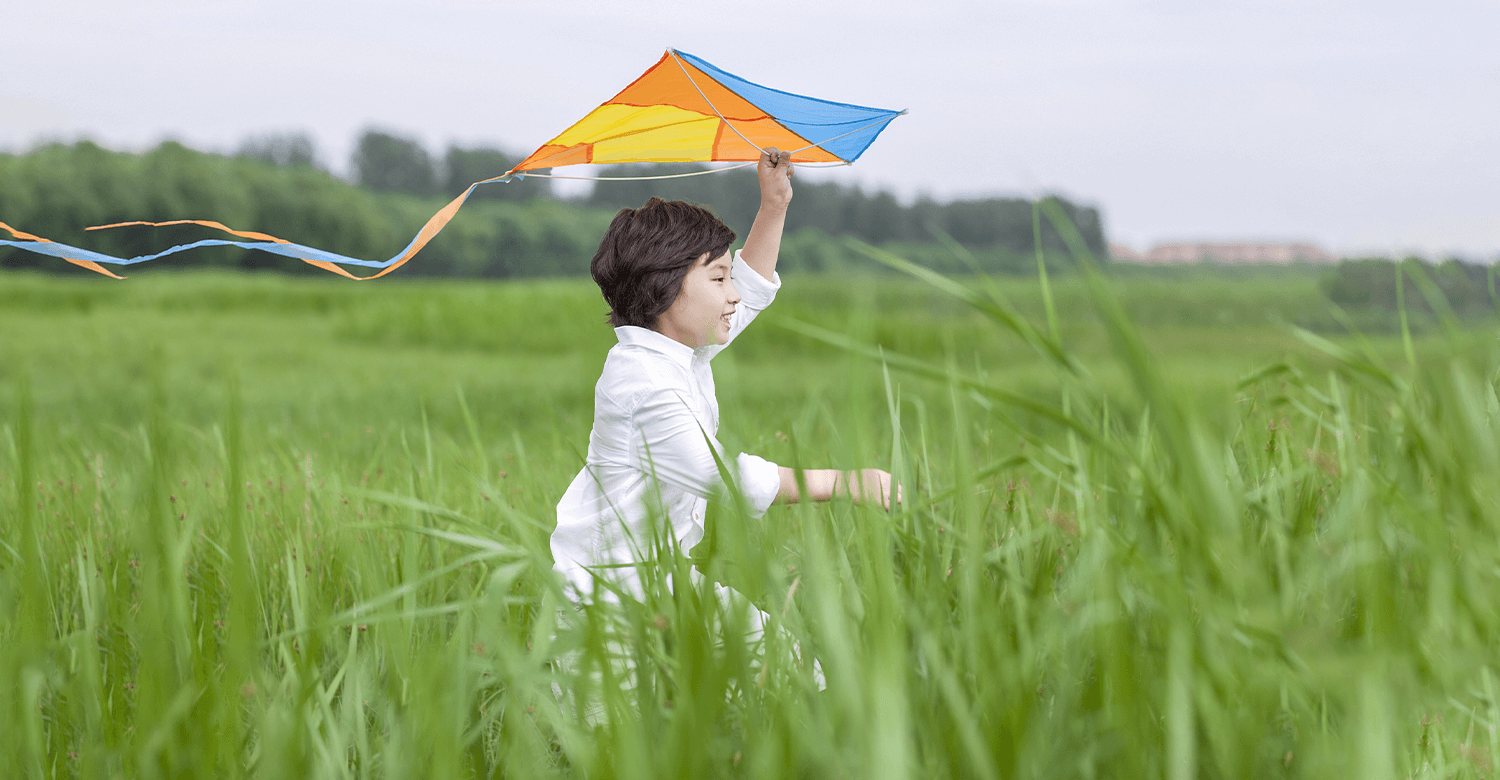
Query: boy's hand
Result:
<box><xmin>757</xmin><ymin>147</ymin><xmax>794</xmax><ymax>212</ymax></box>
<box><xmin>844</xmin><ymin>468</ymin><xmax>903</xmax><ymax>511</ymax></box>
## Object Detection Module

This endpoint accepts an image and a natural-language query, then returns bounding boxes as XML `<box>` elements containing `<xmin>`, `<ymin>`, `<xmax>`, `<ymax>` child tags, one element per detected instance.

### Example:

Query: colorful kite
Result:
<box><xmin>512</xmin><ymin>49</ymin><xmax>903</xmax><ymax>172</ymax></box>
<box><xmin>0</xmin><ymin>49</ymin><xmax>903</xmax><ymax>279</ymax></box>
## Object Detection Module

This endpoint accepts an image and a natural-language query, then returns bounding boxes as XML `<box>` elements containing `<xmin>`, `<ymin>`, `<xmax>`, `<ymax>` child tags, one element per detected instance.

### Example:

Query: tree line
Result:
<box><xmin>1</xmin><ymin>130</ymin><xmax>1110</xmax><ymax>278</ymax></box>
<box><xmin>580</xmin><ymin>163</ymin><xmax>1106</xmax><ymax>264</ymax></box>
<box><xmin>1321</xmin><ymin>257</ymin><xmax>1498</xmax><ymax>320</ymax></box>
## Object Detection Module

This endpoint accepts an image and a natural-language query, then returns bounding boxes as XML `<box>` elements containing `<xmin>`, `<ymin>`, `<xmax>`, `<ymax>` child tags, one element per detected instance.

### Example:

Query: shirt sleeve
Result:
<box><xmin>731</xmin><ymin>248</ymin><xmax>780</xmax><ymax>311</ymax></box>
<box><xmin>630</xmin><ymin>388</ymin><xmax>782</xmax><ymax>518</ymax></box>
<box><xmin>707</xmin><ymin>250</ymin><xmax>782</xmax><ymax>359</ymax></box>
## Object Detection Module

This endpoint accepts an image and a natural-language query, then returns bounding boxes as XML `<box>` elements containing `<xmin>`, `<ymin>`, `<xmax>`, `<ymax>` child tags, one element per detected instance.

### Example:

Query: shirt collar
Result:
<box><xmin>614</xmin><ymin>326</ymin><xmax>698</xmax><ymax>369</ymax></box>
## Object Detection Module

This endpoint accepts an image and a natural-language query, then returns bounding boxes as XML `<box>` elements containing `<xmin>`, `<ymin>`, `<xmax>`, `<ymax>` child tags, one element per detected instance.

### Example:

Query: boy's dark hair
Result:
<box><xmin>591</xmin><ymin>197</ymin><xmax>736</xmax><ymax>328</ymax></box>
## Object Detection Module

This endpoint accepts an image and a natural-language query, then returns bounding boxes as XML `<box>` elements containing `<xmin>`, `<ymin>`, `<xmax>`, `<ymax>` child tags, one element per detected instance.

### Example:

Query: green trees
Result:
<box><xmin>350</xmin><ymin>131</ymin><xmax>553</xmax><ymax>202</ymax></box>
<box><xmin>351</xmin><ymin>129</ymin><xmax>438</xmax><ymax>195</ymax></box>
<box><xmin>442</xmin><ymin>146</ymin><xmax>552</xmax><ymax>200</ymax></box>
<box><xmin>235</xmin><ymin>132</ymin><xmax>320</xmax><ymax>169</ymax></box>
<box><xmin>1320</xmin><ymin>257</ymin><xmax>1497</xmax><ymax>324</ymax></box>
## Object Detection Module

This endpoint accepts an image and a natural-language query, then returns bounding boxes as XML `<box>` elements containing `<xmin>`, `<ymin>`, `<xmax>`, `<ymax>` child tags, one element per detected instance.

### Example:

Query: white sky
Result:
<box><xmin>3</xmin><ymin>0</ymin><xmax>1496</xmax><ymax>258</ymax></box>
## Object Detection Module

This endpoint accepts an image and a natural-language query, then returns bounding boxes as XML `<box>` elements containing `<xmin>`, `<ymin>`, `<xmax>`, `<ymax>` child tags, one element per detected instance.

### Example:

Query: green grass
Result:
<box><xmin>3</xmin><ymin>258</ymin><xmax>1499</xmax><ymax>778</ymax></box>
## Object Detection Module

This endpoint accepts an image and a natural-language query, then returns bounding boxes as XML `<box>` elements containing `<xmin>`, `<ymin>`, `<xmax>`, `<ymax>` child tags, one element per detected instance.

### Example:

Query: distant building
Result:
<box><xmin>1111</xmin><ymin>242</ymin><xmax>1338</xmax><ymax>265</ymax></box>
<box><xmin>1108</xmin><ymin>243</ymin><xmax>1146</xmax><ymax>262</ymax></box>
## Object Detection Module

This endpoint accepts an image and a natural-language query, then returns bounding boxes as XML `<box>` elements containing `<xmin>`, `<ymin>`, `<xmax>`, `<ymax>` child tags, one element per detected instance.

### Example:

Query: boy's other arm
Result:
<box><xmin>739</xmin><ymin>147</ymin><xmax>794</xmax><ymax>284</ymax></box>
<box><xmin>775</xmin><ymin>466</ymin><xmax>903</xmax><ymax>511</ymax></box>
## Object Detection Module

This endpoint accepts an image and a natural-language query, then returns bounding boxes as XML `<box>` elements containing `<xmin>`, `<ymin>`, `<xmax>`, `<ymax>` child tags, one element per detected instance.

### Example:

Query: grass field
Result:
<box><xmin>3</xmin><ymin>255</ymin><xmax>1500</xmax><ymax>778</ymax></box>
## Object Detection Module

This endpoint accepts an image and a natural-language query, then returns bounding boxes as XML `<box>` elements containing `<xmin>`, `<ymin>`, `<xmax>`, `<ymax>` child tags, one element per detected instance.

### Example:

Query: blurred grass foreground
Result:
<box><xmin>4</xmin><ymin>240</ymin><xmax>1500</xmax><ymax>779</ymax></box>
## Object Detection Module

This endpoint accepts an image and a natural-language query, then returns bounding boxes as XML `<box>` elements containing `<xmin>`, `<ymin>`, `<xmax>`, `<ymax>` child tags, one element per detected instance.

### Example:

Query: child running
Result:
<box><xmin>550</xmin><ymin>148</ymin><xmax>900</xmax><ymax>611</ymax></box>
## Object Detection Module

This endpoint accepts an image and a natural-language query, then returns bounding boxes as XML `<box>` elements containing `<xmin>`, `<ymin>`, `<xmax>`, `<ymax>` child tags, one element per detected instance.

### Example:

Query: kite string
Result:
<box><xmin>514</xmin><ymin>112</ymin><xmax>897</xmax><ymax>182</ymax></box>
<box><xmin>785</xmin><ymin>111</ymin><xmax>907</xmax><ymax>158</ymax></box>
<box><xmin>513</xmin><ymin>115</ymin><xmax>897</xmax><ymax>183</ymax></box>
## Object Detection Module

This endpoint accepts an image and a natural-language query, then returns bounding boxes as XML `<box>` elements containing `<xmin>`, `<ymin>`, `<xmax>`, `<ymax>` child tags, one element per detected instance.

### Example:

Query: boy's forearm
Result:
<box><xmin>741</xmin><ymin>149</ymin><xmax>793</xmax><ymax>282</ymax></box>
<box><xmin>775</xmin><ymin>466</ymin><xmax>836</xmax><ymax>504</ymax></box>
<box><xmin>739</xmin><ymin>202</ymin><xmax>788</xmax><ymax>283</ymax></box>
<box><xmin>774</xmin><ymin>466</ymin><xmax>902</xmax><ymax>509</ymax></box>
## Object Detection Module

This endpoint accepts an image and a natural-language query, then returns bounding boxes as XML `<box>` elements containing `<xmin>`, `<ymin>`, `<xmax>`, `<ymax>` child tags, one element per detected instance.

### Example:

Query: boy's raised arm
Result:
<box><xmin>739</xmin><ymin>147</ymin><xmax>794</xmax><ymax>284</ymax></box>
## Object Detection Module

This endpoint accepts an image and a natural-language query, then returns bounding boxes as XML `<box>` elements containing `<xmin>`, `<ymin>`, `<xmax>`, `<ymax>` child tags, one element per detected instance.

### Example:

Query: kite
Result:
<box><xmin>0</xmin><ymin>49</ymin><xmax>903</xmax><ymax>279</ymax></box>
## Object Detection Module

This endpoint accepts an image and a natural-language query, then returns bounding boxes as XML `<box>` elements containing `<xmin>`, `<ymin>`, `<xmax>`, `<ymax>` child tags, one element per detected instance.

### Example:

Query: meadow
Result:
<box><xmin>3</xmin><ymin>252</ymin><xmax>1500</xmax><ymax>778</ymax></box>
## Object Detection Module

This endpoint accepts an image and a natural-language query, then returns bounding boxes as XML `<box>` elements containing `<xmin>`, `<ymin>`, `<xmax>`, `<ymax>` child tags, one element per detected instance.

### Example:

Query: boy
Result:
<box><xmin>551</xmin><ymin>147</ymin><xmax>899</xmax><ymax>609</ymax></box>
<box><xmin>552</xmin><ymin>147</ymin><xmax>894</xmax><ymax>603</ymax></box>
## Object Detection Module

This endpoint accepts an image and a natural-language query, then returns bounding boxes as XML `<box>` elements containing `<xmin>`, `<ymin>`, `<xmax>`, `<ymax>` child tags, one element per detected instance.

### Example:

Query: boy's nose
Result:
<box><xmin>727</xmin><ymin>281</ymin><xmax>741</xmax><ymax>305</ymax></box>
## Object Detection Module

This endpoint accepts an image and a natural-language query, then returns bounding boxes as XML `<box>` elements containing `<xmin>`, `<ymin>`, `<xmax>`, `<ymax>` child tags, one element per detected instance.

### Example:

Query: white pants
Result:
<box><xmin>550</xmin><ymin>568</ymin><xmax>822</xmax><ymax>726</ymax></box>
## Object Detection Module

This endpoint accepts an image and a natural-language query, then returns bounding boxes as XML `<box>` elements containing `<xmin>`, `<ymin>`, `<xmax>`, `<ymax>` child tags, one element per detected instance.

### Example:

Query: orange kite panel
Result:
<box><xmin>609</xmin><ymin>53</ymin><xmax>776</xmax><ymax>123</ymax></box>
<box><xmin>711</xmin><ymin>118</ymin><xmax>841</xmax><ymax>163</ymax></box>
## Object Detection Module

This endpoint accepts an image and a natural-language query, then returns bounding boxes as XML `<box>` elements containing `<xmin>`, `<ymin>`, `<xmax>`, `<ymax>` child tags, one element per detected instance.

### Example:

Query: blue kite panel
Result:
<box><xmin>674</xmin><ymin>50</ymin><xmax>902</xmax><ymax>162</ymax></box>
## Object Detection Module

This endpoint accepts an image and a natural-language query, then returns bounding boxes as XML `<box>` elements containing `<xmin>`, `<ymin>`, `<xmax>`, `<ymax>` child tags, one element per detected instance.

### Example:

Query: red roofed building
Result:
<box><xmin>1112</xmin><ymin>242</ymin><xmax>1338</xmax><ymax>264</ymax></box>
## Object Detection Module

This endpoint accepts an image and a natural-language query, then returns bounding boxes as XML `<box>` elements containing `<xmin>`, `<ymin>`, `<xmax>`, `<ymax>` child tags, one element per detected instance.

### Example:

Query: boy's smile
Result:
<box><xmin>655</xmin><ymin>249</ymin><xmax>740</xmax><ymax>349</ymax></box>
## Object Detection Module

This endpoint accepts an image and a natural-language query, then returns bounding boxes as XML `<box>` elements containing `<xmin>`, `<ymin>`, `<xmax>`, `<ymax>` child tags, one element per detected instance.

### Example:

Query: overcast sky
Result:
<box><xmin>4</xmin><ymin>0</ymin><xmax>1496</xmax><ymax>258</ymax></box>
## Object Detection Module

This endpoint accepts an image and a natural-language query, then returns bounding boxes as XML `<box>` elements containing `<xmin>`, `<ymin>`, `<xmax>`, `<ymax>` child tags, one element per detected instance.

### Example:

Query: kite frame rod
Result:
<box><xmin>668</xmin><ymin>49</ymin><xmax>772</xmax><ymax>157</ymax></box>
<box><xmin>514</xmin><ymin>160</ymin><xmax>854</xmax><ymax>182</ymax></box>
<box><xmin>783</xmin><ymin>112</ymin><xmax>908</xmax><ymax>158</ymax></box>
<box><xmin>666</xmin><ymin>48</ymin><xmax>907</xmax><ymax>166</ymax></box>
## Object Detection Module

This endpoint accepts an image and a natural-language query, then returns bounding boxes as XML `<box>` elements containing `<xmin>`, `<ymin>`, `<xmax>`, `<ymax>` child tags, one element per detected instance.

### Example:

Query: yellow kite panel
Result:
<box><xmin>592</xmin><ymin>116</ymin><xmax>720</xmax><ymax>163</ymax></box>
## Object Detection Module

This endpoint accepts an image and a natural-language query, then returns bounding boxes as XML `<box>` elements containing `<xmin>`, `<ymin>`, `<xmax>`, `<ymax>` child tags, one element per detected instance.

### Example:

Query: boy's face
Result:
<box><xmin>655</xmin><ymin>250</ymin><xmax>740</xmax><ymax>349</ymax></box>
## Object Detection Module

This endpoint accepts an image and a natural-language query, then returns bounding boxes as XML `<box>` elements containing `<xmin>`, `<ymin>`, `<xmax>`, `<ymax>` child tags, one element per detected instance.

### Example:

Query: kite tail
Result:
<box><xmin>0</xmin><ymin>221</ymin><xmax>126</xmax><ymax>279</ymax></box>
<box><xmin>2</xmin><ymin>173</ymin><xmax>514</xmax><ymax>280</ymax></box>
<box><xmin>83</xmin><ymin>218</ymin><xmax>365</xmax><ymax>280</ymax></box>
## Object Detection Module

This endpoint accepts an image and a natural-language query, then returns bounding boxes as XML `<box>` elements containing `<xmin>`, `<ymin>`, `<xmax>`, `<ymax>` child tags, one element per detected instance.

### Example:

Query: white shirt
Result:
<box><xmin>551</xmin><ymin>251</ymin><xmax>783</xmax><ymax>599</ymax></box>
